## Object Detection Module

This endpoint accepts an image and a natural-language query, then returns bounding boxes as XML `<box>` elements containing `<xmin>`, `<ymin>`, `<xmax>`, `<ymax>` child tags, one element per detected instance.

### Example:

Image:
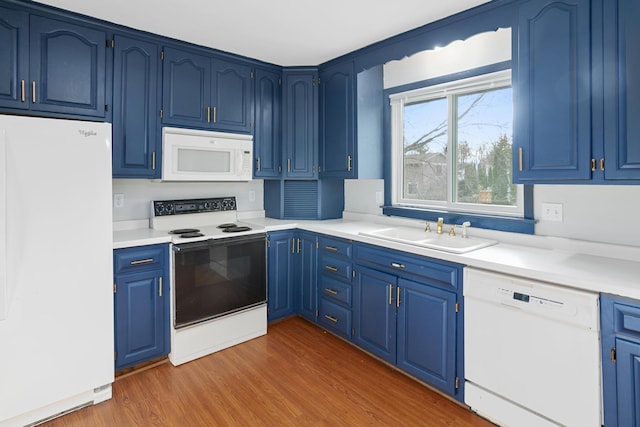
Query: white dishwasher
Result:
<box><xmin>464</xmin><ymin>268</ymin><xmax>601</xmax><ymax>427</ymax></box>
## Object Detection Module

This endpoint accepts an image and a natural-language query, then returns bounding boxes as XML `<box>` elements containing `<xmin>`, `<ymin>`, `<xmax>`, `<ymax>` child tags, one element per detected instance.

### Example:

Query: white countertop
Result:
<box><xmin>114</xmin><ymin>214</ymin><xmax>640</xmax><ymax>300</ymax></box>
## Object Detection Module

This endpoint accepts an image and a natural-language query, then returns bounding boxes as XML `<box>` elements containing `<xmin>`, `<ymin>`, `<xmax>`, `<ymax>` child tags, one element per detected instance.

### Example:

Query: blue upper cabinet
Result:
<box><xmin>602</xmin><ymin>0</ymin><xmax>640</xmax><ymax>180</ymax></box>
<box><xmin>162</xmin><ymin>46</ymin><xmax>253</xmax><ymax>133</ymax></box>
<box><xmin>29</xmin><ymin>15</ymin><xmax>106</xmax><ymax>118</ymax></box>
<box><xmin>0</xmin><ymin>7</ymin><xmax>28</xmax><ymax>110</ymax></box>
<box><xmin>283</xmin><ymin>68</ymin><xmax>318</xmax><ymax>178</ymax></box>
<box><xmin>0</xmin><ymin>10</ymin><xmax>107</xmax><ymax>118</ymax></box>
<box><xmin>254</xmin><ymin>68</ymin><xmax>282</xmax><ymax>178</ymax></box>
<box><xmin>211</xmin><ymin>58</ymin><xmax>253</xmax><ymax>133</ymax></box>
<box><xmin>162</xmin><ymin>47</ymin><xmax>211</xmax><ymax>127</ymax></box>
<box><xmin>112</xmin><ymin>34</ymin><xmax>160</xmax><ymax>178</ymax></box>
<box><xmin>513</xmin><ymin>0</ymin><xmax>591</xmax><ymax>183</ymax></box>
<box><xmin>319</xmin><ymin>61</ymin><xmax>355</xmax><ymax>178</ymax></box>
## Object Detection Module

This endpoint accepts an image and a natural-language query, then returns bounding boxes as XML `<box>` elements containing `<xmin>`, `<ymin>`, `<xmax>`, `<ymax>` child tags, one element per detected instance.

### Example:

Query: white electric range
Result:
<box><xmin>151</xmin><ymin>197</ymin><xmax>267</xmax><ymax>366</ymax></box>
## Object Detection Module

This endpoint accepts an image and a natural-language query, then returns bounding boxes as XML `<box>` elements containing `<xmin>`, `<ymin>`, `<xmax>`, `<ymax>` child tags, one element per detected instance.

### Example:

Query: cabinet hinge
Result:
<box><xmin>159</xmin><ymin>109</ymin><xmax>163</xmax><ymax>118</ymax></box>
<box><xmin>250</xmin><ymin>71</ymin><xmax>254</xmax><ymax>79</ymax></box>
<box><xmin>160</xmin><ymin>50</ymin><xmax>164</xmax><ymax>60</ymax></box>
<box><xmin>113</xmin><ymin>283</ymin><xmax>117</xmax><ymax>294</ymax></box>
<box><xmin>312</xmin><ymin>78</ymin><xmax>316</xmax><ymax>86</ymax></box>
<box><xmin>455</xmin><ymin>377</ymin><xmax>460</xmax><ymax>389</ymax></box>
<box><xmin>250</xmin><ymin>119</ymin><xmax>253</xmax><ymax>128</ymax></box>
<box><xmin>106</xmin><ymin>39</ymin><xmax>114</xmax><ymax>48</ymax></box>
<box><xmin>455</xmin><ymin>302</ymin><xmax>459</xmax><ymax>313</ymax></box>
<box><xmin>317</xmin><ymin>77</ymin><xmax>321</xmax><ymax>85</ymax></box>
<box><xmin>114</xmin><ymin>351</ymin><xmax>117</xmax><ymax>360</ymax></box>
<box><xmin>611</xmin><ymin>348</ymin><xmax>617</xmax><ymax>363</ymax></box>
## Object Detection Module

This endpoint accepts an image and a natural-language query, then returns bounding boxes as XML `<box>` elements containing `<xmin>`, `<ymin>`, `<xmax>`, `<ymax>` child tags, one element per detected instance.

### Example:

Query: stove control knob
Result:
<box><xmin>165</xmin><ymin>203</ymin><xmax>174</xmax><ymax>214</ymax></box>
<box><xmin>222</xmin><ymin>200</ymin><xmax>229</xmax><ymax>209</ymax></box>
<box><xmin>155</xmin><ymin>204</ymin><xmax>165</xmax><ymax>215</ymax></box>
<box><xmin>212</xmin><ymin>200</ymin><xmax>221</xmax><ymax>210</ymax></box>
<box><xmin>228</xmin><ymin>199</ymin><xmax>236</xmax><ymax>209</ymax></box>
<box><xmin>204</xmin><ymin>201</ymin><xmax>211</xmax><ymax>210</ymax></box>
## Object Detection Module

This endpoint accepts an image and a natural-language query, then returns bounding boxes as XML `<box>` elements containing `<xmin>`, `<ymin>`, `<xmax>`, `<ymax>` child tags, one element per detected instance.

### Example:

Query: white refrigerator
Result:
<box><xmin>0</xmin><ymin>115</ymin><xmax>114</xmax><ymax>426</ymax></box>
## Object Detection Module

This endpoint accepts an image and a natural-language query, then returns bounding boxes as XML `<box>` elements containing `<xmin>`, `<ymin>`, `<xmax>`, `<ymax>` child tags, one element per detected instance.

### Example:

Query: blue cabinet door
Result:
<box><xmin>112</xmin><ymin>34</ymin><xmax>160</xmax><ymax>178</ymax></box>
<box><xmin>0</xmin><ymin>7</ymin><xmax>28</xmax><ymax>110</ymax></box>
<box><xmin>114</xmin><ymin>269</ymin><xmax>167</xmax><ymax>370</ymax></box>
<box><xmin>297</xmin><ymin>231</ymin><xmax>318</xmax><ymax>322</ymax></box>
<box><xmin>254</xmin><ymin>68</ymin><xmax>282</xmax><ymax>178</ymax></box>
<box><xmin>513</xmin><ymin>0</ymin><xmax>591</xmax><ymax>182</ymax></box>
<box><xmin>267</xmin><ymin>231</ymin><xmax>295</xmax><ymax>321</ymax></box>
<box><xmin>353</xmin><ymin>266</ymin><xmax>397</xmax><ymax>364</ymax></box>
<box><xmin>283</xmin><ymin>69</ymin><xmax>317</xmax><ymax>178</ymax></box>
<box><xmin>29</xmin><ymin>15</ymin><xmax>106</xmax><ymax>117</ymax></box>
<box><xmin>616</xmin><ymin>338</ymin><xmax>640</xmax><ymax>427</ymax></box>
<box><xmin>162</xmin><ymin>46</ymin><xmax>210</xmax><ymax>127</ymax></box>
<box><xmin>603</xmin><ymin>0</ymin><xmax>640</xmax><ymax>180</ymax></box>
<box><xmin>211</xmin><ymin>58</ymin><xmax>253</xmax><ymax>133</ymax></box>
<box><xmin>319</xmin><ymin>61</ymin><xmax>355</xmax><ymax>178</ymax></box>
<box><xmin>397</xmin><ymin>278</ymin><xmax>457</xmax><ymax>396</ymax></box>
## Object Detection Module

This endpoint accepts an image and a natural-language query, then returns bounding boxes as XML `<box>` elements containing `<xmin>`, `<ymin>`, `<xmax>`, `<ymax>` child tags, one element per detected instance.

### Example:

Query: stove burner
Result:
<box><xmin>222</xmin><ymin>226</ymin><xmax>252</xmax><ymax>233</ymax></box>
<box><xmin>217</xmin><ymin>223</ymin><xmax>237</xmax><ymax>229</ymax></box>
<box><xmin>169</xmin><ymin>228</ymin><xmax>201</xmax><ymax>234</ymax></box>
<box><xmin>178</xmin><ymin>232</ymin><xmax>205</xmax><ymax>238</ymax></box>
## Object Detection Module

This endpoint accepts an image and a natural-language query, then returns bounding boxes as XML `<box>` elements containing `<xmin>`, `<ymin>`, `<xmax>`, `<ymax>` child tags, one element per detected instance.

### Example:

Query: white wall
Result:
<box><xmin>112</xmin><ymin>179</ymin><xmax>264</xmax><ymax>222</ymax></box>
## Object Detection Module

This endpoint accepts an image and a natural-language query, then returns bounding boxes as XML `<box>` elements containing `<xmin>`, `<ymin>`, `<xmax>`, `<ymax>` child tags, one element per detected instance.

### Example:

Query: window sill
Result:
<box><xmin>382</xmin><ymin>205</ymin><xmax>535</xmax><ymax>234</ymax></box>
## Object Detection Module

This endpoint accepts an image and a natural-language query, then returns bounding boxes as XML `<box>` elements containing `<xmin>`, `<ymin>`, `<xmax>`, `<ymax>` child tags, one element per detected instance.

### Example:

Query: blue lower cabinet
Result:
<box><xmin>353</xmin><ymin>266</ymin><xmax>397</xmax><ymax>363</ymax></box>
<box><xmin>396</xmin><ymin>278</ymin><xmax>457</xmax><ymax>395</ymax></box>
<box><xmin>601</xmin><ymin>294</ymin><xmax>640</xmax><ymax>426</ymax></box>
<box><xmin>353</xmin><ymin>242</ymin><xmax>462</xmax><ymax>400</ymax></box>
<box><xmin>113</xmin><ymin>244</ymin><xmax>169</xmax><ymax>370</ymax></box>
<box><xmin>267</xmin><ymin>231</ymin><xmax>296</xmax><ymax>321</ymax></box>
<box><xmin>296</xmin><ymin>231</ymin><xmax>318</xmax><ymax>322</ymax></box>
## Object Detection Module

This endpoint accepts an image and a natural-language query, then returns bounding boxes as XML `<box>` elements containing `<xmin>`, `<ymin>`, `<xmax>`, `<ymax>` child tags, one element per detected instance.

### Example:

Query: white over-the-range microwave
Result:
<box><xmin>161</xmin><ymin>127</ymin><xmax>253</xmax><ymax>181</ymax></box>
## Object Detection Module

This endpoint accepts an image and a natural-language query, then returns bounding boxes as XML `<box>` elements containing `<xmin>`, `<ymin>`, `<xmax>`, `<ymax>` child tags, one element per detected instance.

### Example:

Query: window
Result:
<box><xmin>390</xmin><ymin>70</ymin><xmax>523</xmax><ymax>217</ymax></box>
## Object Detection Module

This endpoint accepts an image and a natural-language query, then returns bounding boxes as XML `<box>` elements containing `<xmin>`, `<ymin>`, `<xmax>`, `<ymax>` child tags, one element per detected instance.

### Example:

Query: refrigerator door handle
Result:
<box><xmin>0</xmin><ymin>129</ymin><xmax>6</xmax><ymax>321</ymax></box>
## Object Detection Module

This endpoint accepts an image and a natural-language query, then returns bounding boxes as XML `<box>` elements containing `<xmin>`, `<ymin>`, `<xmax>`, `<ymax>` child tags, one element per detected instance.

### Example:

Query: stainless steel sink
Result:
<box><xmin>359</xmin><ymin>227</ymin><xmax>497</xmax><ymax>254</ymax></box>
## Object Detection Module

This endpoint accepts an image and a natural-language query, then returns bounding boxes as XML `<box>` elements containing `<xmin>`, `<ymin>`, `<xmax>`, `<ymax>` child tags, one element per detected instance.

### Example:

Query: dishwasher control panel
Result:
<box><xmin>497</xmin><ymin>287</ymin><xmax>564</xmax><ymax>310</ymax></box>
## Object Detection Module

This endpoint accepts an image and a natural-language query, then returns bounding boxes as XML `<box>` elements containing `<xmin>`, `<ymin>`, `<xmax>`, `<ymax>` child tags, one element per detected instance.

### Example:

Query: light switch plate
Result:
<box><xmin>113</xmin><ymin>193</ymin><xmax>124</xmax><ymax>208</ymax></box>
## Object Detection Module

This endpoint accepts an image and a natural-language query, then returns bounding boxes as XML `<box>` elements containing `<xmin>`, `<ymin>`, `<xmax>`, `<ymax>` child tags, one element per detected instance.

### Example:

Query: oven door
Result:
<box><xmin>173</xmin><ymin>233</ymin><xmax>266</xmax><ymax>328</ymax></box>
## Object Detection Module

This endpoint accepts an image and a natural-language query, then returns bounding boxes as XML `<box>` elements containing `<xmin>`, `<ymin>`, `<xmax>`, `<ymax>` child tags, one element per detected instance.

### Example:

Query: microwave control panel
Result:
<box><xmin>152</xmin><ymin>197</ymin><xmax>236</xmax><ymax>217</ymax></box>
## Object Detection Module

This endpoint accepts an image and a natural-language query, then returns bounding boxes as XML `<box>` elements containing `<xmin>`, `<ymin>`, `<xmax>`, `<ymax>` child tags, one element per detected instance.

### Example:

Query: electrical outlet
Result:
<box><xmin>113</xmin><ymin>193</ymin><xmax>124</xmax><ymax>208</ymax></box>
<box><xmin>248</xmin><ymin>190</ymin><xmax>256</xmax><ymax>202</ymax></box>
<box><xmin>541</xmin><ymin>202</ymin><xmax>563</xmax><ymax>222</ymax></box>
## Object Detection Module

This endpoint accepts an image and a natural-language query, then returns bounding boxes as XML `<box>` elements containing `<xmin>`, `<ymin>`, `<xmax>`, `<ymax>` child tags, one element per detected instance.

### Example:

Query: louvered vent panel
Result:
<box><xmin>283</xmin><ymin>181</ymin><xmax>318</xmax><ymax>219</ymax></box>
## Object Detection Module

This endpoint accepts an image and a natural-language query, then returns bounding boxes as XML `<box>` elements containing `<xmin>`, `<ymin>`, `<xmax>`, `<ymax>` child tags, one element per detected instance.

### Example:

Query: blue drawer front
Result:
<box><xmin>319</xmin><ymin>254</ymin><xmax>352</xmax><ymax>283</ymax></box>
<box><xmin>319</xmin><ymin>275</ymin><xmax>352</xmax><ymax>307</ymax></box>
<box><xmin>353</xmin><ymin>243</ymin><xmax>459</xmax><ymax>290</ymax></box>
<box><xmin>114</xmin><ymin>244</ymin><xmax>166</xmax><ymax>274</ymax></box>
<box><xmin>318</xmin><ymin>298</ymin><xmax>351</xmax><ymax>339</ymax></box>
<box><xmin>319</xmin><ymin>235</ymin><xmax>352</xmax><ymax>259</ymax></box>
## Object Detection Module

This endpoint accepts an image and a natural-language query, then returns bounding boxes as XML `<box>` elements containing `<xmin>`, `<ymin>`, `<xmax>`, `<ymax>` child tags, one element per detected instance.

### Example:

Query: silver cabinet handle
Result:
<box><xmin>324</xmin><ymin>315</ymin><xmax>338</xmax><ymax>323</ymax></box>
<box><xmin>390</xmin><ymin>262</ymin><xmax>405</xmax><ymax>269</ymax></box>
<box><xmin>130</xmin><ymin>258</ymin><xmax>153</xmax><ymax>265</ymax></box>
<box><xmin>325</xmin><ymin>288</ymin><xmax>338</xmax><ymax>295</ymax></box>
<box><xmin>158</xmin><ymin>277</ymin><xmax>163</xmax><ymax>297</ymax></box>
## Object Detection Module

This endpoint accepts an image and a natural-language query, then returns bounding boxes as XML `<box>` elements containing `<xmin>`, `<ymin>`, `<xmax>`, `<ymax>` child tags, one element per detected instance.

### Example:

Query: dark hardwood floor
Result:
<box><xmin>44</xmin><ymin>317</ymin><xmax>493</xmax><ymax>426</ymax></box>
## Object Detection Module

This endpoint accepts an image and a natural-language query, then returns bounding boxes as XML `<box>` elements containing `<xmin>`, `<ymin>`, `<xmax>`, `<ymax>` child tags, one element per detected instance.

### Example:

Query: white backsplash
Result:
<box><xmin>112</xmin><ymin>179</ymin><xmax>264</xmax><ymax>221</ymax></box>
<box><xmin>344</xmin><ymin>179</ymin><xmax>640</xmax><ymax>248</ymax></box>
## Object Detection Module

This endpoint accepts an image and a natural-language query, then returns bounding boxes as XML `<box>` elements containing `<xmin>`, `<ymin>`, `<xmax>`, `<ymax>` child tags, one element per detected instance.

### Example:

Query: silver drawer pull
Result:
<box><xmin>324</xmin><ymin>315</ymin><xmax>338</xmax><ymax>323</ymax></box>
<box><xmin>325</xmin><ymin>265</ymin><xmax>338</xmax><ymax>272</ymax></box>
<box><xmin>325</xmin><ymin>288</ymin><xmax>338</xmax><ymax>295</ymax></box>
<box><xmin>325</xmin><ymin>245</ymin><xmax>338</xmax><ymax>252</ymax></box>
<box><xmin>130</xmin><ymin>258</ymin><xmax>153</xmax><ymax>265</ymax></box>
<box><xmin>390</xmin><ymin>262</ymin><xmax>405</xmax><ymax>269</ymax></box>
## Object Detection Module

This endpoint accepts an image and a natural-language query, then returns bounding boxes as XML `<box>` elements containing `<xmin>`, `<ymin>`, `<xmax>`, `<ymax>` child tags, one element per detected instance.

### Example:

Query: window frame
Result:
<box><xmin>390</xmin><ymin>69</ymin><xmax>523</xmax><ymax>217</ymax></box>
<box><xmin>382</xmin><ymin>64</ymin><xmax>535</xmax><ymax>235</ymax></box>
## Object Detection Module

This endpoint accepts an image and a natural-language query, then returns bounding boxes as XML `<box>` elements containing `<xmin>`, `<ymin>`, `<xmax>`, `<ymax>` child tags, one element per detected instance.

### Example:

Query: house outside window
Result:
<box><xmin>390</xmin><ymin>70</ymin><xmax>523</xmax><ymax>217</ymax></box>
